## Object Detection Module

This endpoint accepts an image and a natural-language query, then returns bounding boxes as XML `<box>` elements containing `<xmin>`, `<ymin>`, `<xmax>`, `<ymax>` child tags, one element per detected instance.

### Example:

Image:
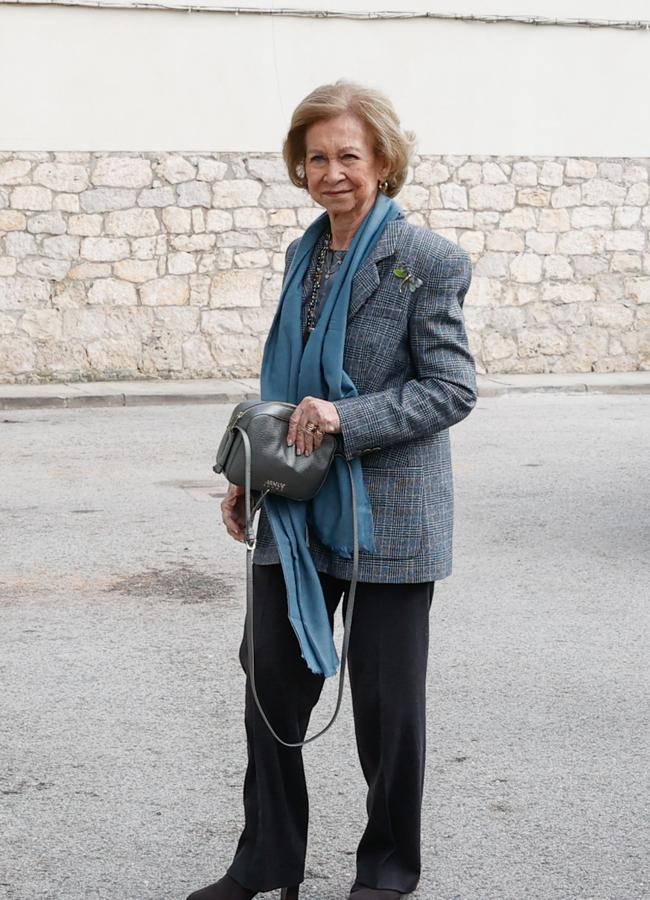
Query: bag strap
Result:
<box><xmin>237</xmin><ymin>424</ymin><xmax>359</xmax><ymax>748</ymax></box>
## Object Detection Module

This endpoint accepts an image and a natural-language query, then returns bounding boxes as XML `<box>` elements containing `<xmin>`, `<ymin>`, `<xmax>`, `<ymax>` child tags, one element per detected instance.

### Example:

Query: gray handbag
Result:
<box><xmin>214</xmin><ymin>400</ymin><xmax>338</xmax><ymax>501</ymax></box>
<box><xmin>213</xmin><ymin>400</ymin><xmax>360</xmax><ymax>747</ymax></box>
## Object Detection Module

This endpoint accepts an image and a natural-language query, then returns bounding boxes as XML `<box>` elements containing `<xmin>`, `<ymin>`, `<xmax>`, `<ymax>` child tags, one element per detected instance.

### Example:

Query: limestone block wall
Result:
<box><xmin>0</xmin><ymin>151</ymin><xmax>648</xmax><ymax>383</ymax></box>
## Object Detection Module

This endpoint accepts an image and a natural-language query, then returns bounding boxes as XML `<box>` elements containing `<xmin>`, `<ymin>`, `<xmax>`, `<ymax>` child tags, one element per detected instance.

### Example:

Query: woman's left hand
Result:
<box><xmin>287</xmin><ymin>397</ymin><xmax>341</xmax><ymax>457</ymax></box>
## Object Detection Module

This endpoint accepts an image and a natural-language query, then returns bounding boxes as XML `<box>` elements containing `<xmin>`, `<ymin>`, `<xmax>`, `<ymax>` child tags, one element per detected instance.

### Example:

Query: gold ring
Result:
<box><xmin>305</xmin><ymin>422</ymin><xmax>319</xmax><ymax>433</ymax></box>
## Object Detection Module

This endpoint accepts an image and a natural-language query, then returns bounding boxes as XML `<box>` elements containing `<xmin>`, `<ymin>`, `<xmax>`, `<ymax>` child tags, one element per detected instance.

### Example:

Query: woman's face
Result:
<box><xmin>304</xmin><ymin>113</ymin><xmax>388</xmax><ymax>220</ymax></box>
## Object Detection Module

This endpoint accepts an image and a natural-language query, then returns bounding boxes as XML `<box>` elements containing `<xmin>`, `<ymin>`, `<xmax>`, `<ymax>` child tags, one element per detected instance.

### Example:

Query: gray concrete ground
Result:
<box><xmin>1</xmin><ymin>393</ymin><xmax>649</xmax><ymax>900</ymax></box>
<box><xmin>0</xmin><ymin>372</ymin><xmax>649</xmax><ymax>411</ymax></box>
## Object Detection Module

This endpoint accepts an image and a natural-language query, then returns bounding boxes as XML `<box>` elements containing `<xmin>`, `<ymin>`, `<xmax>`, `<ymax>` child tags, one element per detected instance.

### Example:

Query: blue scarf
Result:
<box><xmin>259</xmin><ymin>192</ymin><xmax>402</xmax><ymax>677</ymax></box>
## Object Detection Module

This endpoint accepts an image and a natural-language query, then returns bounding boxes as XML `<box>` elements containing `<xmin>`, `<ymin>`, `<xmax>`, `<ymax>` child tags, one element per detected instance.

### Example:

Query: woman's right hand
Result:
<box><xmin>221</xmin><ymin>483</ymin><xmax>247</xmax><ymax>543</ymax></box>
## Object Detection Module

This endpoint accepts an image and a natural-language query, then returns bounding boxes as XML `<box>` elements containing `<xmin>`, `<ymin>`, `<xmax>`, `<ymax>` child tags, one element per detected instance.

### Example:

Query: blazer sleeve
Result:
<box><xmin>284</xmin><ymin>238</ymin><xmax>300</xmax><ymax>282</ymax></box>
<box><xmin>331</xmin><ymin>248</ymin><xmax>477</xmax><ymax>461</ymax></box>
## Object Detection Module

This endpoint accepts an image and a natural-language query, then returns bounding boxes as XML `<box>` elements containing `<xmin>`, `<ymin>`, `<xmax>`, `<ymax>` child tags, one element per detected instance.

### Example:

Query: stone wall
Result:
<box><xmin>0</xmin><ymin>151</ymin><xmax>648</xmax><ymax>383</ymax></box>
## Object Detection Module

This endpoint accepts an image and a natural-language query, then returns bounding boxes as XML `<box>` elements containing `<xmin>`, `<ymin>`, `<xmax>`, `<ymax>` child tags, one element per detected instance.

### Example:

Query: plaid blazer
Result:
<box><xmin>252</xmin><ymin>216</ymin><xmax>477</xmax><ymax>583</ymax></box>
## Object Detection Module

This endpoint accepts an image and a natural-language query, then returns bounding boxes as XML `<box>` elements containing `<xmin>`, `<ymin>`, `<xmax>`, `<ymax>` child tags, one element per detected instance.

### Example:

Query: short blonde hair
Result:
<box><xmin>282</xmin><ymin>80</ymin><xmax>416</xmax><ymax>198</ymax></box>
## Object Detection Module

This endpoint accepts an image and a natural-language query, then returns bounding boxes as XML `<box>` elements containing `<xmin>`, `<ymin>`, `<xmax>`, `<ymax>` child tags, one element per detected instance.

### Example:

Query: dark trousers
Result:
<box><xmin>227</xmin><ymin>563</ymin><xmax>434</xmax><ymax>894</ymax></box>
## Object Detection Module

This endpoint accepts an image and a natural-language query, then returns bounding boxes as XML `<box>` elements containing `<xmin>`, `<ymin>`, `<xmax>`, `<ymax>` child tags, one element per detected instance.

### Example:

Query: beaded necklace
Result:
<box><xmin>304</xmin><ymin>232</ymin><xmax>347</xmax><ymax>340</ymax></box>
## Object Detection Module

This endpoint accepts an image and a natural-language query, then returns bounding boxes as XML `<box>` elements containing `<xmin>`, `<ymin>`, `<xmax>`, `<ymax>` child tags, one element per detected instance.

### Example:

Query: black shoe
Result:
<box><xmin>348</xmin><ymin>886</ymin><xmax>404</xmax><ymax>899</ymax></box>
<box><xmin>186</xmin><ymin>874</ymin><xmax>256</xmax><ymax>900</ymax></box>
<box><xmin>186</xmin><ymin>874</ymin><xmax>299</xmax><ymax>900</ymax></box>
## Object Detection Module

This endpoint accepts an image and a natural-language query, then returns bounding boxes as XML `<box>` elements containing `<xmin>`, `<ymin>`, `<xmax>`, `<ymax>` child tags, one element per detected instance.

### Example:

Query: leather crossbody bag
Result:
<box><xmin>213</xmin><ymin>400</ymin><xmax>359</xmax><ymax>747</ymax></box>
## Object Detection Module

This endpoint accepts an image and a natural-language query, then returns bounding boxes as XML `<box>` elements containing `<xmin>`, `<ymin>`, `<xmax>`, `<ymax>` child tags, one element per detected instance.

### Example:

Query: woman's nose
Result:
<box><xmin>324</xmin><ymin>160</ymin><xmax>345</xmax><ymax>182</ymax></box>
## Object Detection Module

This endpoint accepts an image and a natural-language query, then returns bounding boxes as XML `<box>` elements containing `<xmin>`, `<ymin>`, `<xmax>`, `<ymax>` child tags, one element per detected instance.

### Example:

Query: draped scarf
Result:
<box><xmin>259</xmin><ymin>192</ymin><xmax>402</xmax><ymax>676</ymax></box>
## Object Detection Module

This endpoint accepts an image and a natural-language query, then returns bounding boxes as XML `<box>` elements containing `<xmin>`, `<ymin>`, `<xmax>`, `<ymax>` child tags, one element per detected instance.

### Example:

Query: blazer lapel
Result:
<box><xmin>349</xmin><ymin>217</ymin><xmax>406</xmax><ymax>321</ymax></box>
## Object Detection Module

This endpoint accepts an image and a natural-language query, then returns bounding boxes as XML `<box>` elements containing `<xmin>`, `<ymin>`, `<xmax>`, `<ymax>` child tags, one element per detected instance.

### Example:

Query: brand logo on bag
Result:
<box><xmin>264</xmin><ymin>479</ymin><xmax>287</xmax><ymax>491</ymax></box>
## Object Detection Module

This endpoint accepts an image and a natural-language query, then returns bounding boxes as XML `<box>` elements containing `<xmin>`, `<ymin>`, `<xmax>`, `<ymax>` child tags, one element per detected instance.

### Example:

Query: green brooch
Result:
<box><xmin>393</xmin><ymin>264</ymin><xmax>423</xmax><ymax>293</ymax></box>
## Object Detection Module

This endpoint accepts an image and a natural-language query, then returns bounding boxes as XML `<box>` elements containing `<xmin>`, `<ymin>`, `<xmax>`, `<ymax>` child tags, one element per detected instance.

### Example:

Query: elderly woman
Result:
<box><xmin>187</xmin><ymin>81</ymin><xmax>477</xmax><ymax>900</ymax></box>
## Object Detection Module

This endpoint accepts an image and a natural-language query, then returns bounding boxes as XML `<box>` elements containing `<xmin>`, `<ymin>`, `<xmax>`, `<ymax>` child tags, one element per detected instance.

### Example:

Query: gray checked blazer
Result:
<box><xmin>252</xmin><ymin>212</ymin><xmax>477</xmax><ymax>583</ymax></box>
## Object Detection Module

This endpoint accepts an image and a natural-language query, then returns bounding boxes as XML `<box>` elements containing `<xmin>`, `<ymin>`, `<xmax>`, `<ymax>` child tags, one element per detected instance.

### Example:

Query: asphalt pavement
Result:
<box><xmin>1</xmin><ymin>392</ymin><xmax>649</xmax><ymax>900</ymax></box>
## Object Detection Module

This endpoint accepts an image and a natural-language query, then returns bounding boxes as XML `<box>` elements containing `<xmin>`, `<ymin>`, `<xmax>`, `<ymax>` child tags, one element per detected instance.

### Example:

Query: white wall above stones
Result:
<box><xmin>0</xmin><ymin>4</ymin><xmax>649</xmax><ymax>155</ymax></box>
<box><xmin>0</xmin><ymin>5</ymin><xmax>648</xmax><ymax>381</ymax></box>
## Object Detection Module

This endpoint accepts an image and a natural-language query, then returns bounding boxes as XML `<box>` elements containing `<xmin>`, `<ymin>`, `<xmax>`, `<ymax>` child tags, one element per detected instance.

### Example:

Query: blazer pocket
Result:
<box><xmin>375</xmin><ymin>305</ymin><xmax>403</xmax><ymax>321</ymax></box>
<box><xmin>362</xmin><ymin>466</ymin><xmax>424</xmax><ymax>559</ymax></box>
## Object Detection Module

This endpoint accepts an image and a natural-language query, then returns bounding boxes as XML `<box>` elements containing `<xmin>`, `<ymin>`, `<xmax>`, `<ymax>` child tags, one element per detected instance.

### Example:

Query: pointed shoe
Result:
<box><xmin>185</xmin><ymin>876</ymin><xmax>299</xmax><ymax>900</ymax></box>
<box><xmin>185</xmin><ymin>874</ymin><xmax>256</xmax><ymax>900</ymax></box>
<box><xmin>347</xmin><ymin>888</ymin><xmax>404</xmax><ymax>899</ymax></box>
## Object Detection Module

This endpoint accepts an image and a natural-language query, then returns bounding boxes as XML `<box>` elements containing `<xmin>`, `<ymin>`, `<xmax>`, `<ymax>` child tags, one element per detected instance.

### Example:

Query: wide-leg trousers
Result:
<box><xmin>226</xmin><ymin>562</ymin><xmax>435</xmax><ymax>895</ymax></box>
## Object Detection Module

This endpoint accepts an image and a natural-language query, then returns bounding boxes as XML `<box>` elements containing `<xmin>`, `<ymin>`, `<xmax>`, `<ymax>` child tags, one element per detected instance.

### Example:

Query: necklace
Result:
<box><xmin>304</xmin><ymin>232</ymin><xmax>347</xmax><ymax>340</ymax></box>
<box><xmin>323</xmin><ymin>247</ymin><xmax>346</xmax><ymax>280</ymax></box>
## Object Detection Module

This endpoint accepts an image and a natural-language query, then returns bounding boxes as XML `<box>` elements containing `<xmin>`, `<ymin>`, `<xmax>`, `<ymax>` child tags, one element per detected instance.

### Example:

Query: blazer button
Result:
<box><xmin>361</xmin><ymin>446</ymin><xmax>381</xmax><ymax>454</ymax></box>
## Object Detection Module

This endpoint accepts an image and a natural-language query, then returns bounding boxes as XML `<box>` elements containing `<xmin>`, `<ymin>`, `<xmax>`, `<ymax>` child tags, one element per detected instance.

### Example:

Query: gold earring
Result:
<box><xmin>379</xmin><ymin>178</ymin><xmax>389</xmax><ymax>192</ymax></box>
